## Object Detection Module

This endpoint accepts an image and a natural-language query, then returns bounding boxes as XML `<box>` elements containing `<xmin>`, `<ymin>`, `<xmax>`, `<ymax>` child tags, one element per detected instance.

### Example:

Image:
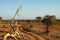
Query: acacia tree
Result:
<box><xmin>0</xmin><ymin>17</ymin><xmax>2</xmax><ymax>20</ymax></box>
<box><xmin>36</xmin><ymin>16</ymin><xmax>42</xmax><ymax>20</ymax></box>
<box><xmin>42</xmin><ymin>15</ymin><xmax>57</xmax><ymax>34</ymax></box>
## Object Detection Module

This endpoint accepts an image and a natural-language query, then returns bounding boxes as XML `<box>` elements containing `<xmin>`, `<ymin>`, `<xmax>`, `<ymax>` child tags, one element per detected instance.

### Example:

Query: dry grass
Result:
<box><xmin>0</xmin><ymin>21</ymin><xmax>60</xmax><ymax>40</ymax></box>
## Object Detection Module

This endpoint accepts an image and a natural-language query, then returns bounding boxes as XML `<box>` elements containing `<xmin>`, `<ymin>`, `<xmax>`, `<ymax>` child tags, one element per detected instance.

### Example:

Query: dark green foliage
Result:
<box><xmin>26</xmin><ymin>20</ymin><xmax>30</xmax><ymax>22</ymax></box>
<box><xmin>36</xmin><ymin>16</ymin><xmax>42</xmax><ymax>20</ymax></box>
<box><xmin>0</xmin><ymin>17</ymin><xmax>2</xmax><ymax>20</ymax></box>
<box><xmin>43</xmin><ymin>15</ymin><xmax>57</xmax><ymax>25</ymax></box>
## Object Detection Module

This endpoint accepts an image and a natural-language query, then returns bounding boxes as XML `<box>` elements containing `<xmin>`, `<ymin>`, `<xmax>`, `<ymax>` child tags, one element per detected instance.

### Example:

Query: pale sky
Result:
<box><xmin>0</xmin><ymin>0</ymin><xmax>60</xmax><ymax>19</ymax></box>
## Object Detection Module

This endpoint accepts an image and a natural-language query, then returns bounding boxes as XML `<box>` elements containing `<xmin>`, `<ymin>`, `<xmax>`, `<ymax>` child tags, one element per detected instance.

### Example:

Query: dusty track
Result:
<box><xmin>20</xmin><ymin>30</ymin><xmax>46</xmax><ymax>40</ymax></box>
<box><xmin>17</xmin><ymin>26</ymin><xmax>46</xmax><ymax>40</ymax></box>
